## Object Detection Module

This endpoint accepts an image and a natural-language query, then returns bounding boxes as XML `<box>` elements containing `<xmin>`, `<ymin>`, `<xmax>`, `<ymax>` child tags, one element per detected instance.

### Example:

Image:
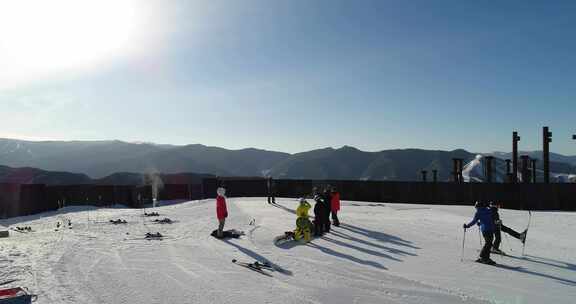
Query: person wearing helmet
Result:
<box><xmin>489</xmin><ymin>202</ymin><xmax>527</xmax><ymax>254</ymax></box>
<box><xmin>313</xmin><ymin>188</ymin><xmax>327</xmax><ymax>236</ymax></box>
<box><xmin>294</xmin><ymin>198</ymin><xmax>313</xmax><ymax>242</ymax></box>
<box><xmin>464</xmin><ymin>200</ymin><xmax>496</xmax><ymax>264</ymax></box>
<box><xmin>216</xmin><ymin>187</ymin><xmax>228</xmax><ymax>238</ymax></box>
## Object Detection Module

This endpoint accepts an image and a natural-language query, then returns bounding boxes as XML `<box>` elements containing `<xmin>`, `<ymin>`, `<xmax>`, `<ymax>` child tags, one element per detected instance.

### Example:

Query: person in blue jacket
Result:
<box><xmin>463</xmin><ymin>201</ymin><xmax>496</xmax><ymax>264</ymax></box>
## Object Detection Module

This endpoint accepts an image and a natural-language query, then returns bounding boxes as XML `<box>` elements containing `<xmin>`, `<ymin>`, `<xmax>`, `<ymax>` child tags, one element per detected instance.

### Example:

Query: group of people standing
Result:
<box><xmin>464</xmin><ymin>201</ymin><xmax>527</xmax><ymax>264</ymax></box>
<box><xmin>312</xmin><ymin>186</ymin><xmax>341</xmax><ymax>236</ymax></box>
<box><xmin>216</xmin><ymin>184</ymin><xmax>342</xmax><ymax>240</ymax></box>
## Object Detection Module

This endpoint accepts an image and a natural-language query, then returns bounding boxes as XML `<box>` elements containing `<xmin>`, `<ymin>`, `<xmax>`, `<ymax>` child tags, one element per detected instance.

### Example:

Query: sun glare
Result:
<box><xmin>0</xmin><ymin>0</ymin><xmax>143</xmax><ymax>89</ymax></box>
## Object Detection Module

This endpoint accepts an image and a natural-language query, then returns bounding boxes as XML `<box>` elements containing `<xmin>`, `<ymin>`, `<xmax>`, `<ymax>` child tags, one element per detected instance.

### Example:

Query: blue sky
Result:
<box><xmin>0</xmin><ymin>0</ymin><xmax>574</xmax><ymax>154</ymax></box>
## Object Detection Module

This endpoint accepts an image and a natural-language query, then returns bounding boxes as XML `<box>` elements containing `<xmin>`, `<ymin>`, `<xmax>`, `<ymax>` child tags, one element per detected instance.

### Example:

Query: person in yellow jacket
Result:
<box><xmin>294</xmin><ymin>198</ymin><xmax>313</xmax><ymax>242</ymax></box>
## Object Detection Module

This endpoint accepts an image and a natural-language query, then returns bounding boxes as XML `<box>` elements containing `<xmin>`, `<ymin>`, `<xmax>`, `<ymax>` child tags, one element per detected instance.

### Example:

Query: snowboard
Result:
<box><xmin>273</xmin><ymin>231</ymin><xmax>295</xmax><ymax>245</ymax></box>
<box><xmin>211</xmin><ymin>229</ymin><xmax>244</xmax><ymax>239</ymax></box>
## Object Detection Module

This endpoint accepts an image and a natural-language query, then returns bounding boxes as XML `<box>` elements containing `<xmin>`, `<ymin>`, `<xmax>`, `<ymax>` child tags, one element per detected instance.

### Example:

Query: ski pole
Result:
<box><xmin>504</xmin><ymin>232</ymin><xmax>512</xmax><ymax>253</ymax></box>
<box><xmin>461</xmin><ymin>228</ymin><xmax>467</xmax><ymax>262</ymax></box>
<box><xmin>522</xmin><ymin>210</ymin><xmax>532</xmax><ymax>256</ymax></box>
<box><xmin>478</xmin><ymin>227</ymin><xmax>482</xmax><ymax>248</ymax></box>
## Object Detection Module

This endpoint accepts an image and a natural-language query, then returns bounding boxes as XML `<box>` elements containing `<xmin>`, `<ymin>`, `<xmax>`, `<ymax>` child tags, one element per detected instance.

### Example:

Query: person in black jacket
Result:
<box><xmin>321</xmin><ymin>187</ymin><xmax>332</xmax><ymax>233</ymax></box>
<box><xmin>313</xmin><ymin>188</ymin><xmax>326</xmax><ymax>236</ymax></box>
<box><xmin>490</xmin><ymin>202</ymin><xmax>527</xmax><ymax>254</ymax></box>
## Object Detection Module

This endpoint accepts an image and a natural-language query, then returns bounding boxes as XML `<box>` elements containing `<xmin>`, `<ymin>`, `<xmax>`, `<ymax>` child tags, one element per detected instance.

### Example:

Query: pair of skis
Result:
<box><xmin>231</xmin><ymin>259</ymin><xmax>274</xmax><ymax>277</ymax></box>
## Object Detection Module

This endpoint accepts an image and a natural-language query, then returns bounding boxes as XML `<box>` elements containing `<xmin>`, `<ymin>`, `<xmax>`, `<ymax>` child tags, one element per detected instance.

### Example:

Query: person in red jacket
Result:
<box><xmin>216</xmin><ymin>187</ymin><xmax>228</xmax><ymax>238</ymax></box>
<box><xmin>330</xmin><ymin>187</ymin><xmax>341</xmax><ymax>227</ymax></box>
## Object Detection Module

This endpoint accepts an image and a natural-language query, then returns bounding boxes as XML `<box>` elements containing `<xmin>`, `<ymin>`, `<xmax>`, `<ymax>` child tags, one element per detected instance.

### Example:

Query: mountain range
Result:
<box><xmin>0</xmin><ymin>138</ymin><xmax>574</xmax><ymax>185</ymax></box>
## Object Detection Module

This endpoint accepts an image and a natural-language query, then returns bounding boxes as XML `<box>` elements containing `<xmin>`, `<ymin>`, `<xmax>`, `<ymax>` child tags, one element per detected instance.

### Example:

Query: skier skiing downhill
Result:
<box><xmin>216</xmin><ymin>187</ymin><xmax>228</xmax><ymax>238</ymax></box>
<box><xmin>489</xmin><ymin>202</ymin><xmax>527</xmax><ymax>254</ymax></box>
<box><xmin>330</xmin><ymin>187</ymin><xmax>341</xmax><ymax>227</ymax></box>
<box><xmin>464</xmin><ymin>201</ymin><xmax>496</xmax><ymax>265</ymax></box>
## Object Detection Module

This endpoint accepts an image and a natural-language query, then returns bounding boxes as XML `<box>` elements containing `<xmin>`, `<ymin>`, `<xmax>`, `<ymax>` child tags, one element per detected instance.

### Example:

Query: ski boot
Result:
<box><xmin>491</xmin><ymin>248</ymin><xmax>505</xmax><ymax>255</ymax></box>
<box><xmin>475</xmin><ymin>257</ymin><xmax>497</xmax><ymax>265</ymax></box>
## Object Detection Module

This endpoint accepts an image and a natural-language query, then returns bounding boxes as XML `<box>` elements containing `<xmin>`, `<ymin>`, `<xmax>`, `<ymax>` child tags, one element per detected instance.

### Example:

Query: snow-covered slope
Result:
<box><xmin>1</xmin><ymin>199</ymin><xmax>574</xmax><ymax>303</ymax></box>
<box><xmin>462</xmin><ymin>155</ymin><xmax>511</xmax><ymax>183</ymax></box>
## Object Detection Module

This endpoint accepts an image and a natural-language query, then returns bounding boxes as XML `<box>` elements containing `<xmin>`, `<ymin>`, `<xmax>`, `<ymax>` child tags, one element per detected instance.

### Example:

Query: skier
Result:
<box><xmin>489</xmin><ymin>202</ymin><xmax>527</xmax><ymax>254</ymax></box>
<box><xmin>216</xmin><ymin>187</ymin><xmax>228</xmax><ymax>238</ymax></box>
<box><xmin>321</xmin><ymin>187</ymin><xmax>332</xmax><ymax>233</ymax></box>
<box><xmin>463</xmin><ymin>201</ymin><xmax>496</xmax><ymax>264</ymax></box>
<box><xmin>313</xmin><ymin>189</ymin><xmax>326</xmax><ymax>236</ymax></box>
<box><xmin>330</xmin><ymin>187</ymin><xmax>341</xmax><ymax>227</ymax></box>
<box><xmin>294</xmin><ymin>198</ymin><xmax>313</xmax><ymax>242</ymax></box>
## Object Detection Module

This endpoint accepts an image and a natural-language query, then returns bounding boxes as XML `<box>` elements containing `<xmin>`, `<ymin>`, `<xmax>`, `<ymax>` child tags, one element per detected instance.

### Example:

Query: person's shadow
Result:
<box><xmin>500</xmin><ymin>254</ymin><xmax>576</xmax><ymax>286</ymax></box>
<box><xmin>306</xmin><ymin>242</ymin><xmax>388</xmax><ymax>270</ymax></box>
<box><xmin>338</xmin><ymin>223</ymin><xmax>420</xmax><ymax>250</ymax></box>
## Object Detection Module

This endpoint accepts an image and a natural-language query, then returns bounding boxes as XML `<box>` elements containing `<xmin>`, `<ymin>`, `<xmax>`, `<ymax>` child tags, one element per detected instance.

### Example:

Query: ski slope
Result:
<box><xmin>1</xmin><ymin>198</ymin><xmax>574</xmax><ymax>304</ymax></box>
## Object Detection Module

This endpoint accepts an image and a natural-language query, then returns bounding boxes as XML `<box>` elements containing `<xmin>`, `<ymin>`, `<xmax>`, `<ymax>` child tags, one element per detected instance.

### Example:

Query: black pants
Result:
<box><xmin>314</xmin><ymin>218</ymin><xmax>323</xmax><ymax>236</ymax></box>
<box><xmin>323</xmin><ymin>211</ymin><xmax>331</xmax><ymax>233</ymax></box>
<box><xmin>331</xmin><ymin>211</ymin><xmax>340</xmax><ymax>226</ymax></box>
<box><xmin>493</xmin><ymin>224</ymin><xmax>522</xmax><ymax>250</ymax></box>
<box><xmin>480</xmin><ymin>231</ymin><xmax>494</xmax><ymax>260</ymax></box>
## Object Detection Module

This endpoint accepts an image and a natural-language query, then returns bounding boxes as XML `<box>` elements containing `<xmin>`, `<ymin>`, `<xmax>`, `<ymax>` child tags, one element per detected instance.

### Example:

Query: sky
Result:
<box><xmin>0</xmin><ymin>0</ymin><xmax>574</xmax><ymax>155</ymax></box>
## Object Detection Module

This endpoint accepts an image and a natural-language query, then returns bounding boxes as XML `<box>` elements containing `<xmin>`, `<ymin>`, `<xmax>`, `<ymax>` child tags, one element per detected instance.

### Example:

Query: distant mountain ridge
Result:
<box><xmin>268</xmin><ymin>146</ymin><xmax>477</xmax><ymax>181</ymax></box>
<box><xmin>0</xmin><ymin>138</ymin><xmax>288</xmax><ymax>178</ymax></box>
<box><xmin>0</xmin><ymin>138</ymin><xmax>574</xmax><ymax>183</ymax></box>
<box><xmin>0</xmin><ymin>165</ymin><xmax>213</xmax><ymax>186</ymax></box>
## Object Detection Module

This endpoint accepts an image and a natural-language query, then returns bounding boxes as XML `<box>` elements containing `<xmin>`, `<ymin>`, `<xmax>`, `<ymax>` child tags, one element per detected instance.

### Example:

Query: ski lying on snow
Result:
<box><xmin>123</xmin><ymin>235</ymin><xmax>172</xmax><ymax>241</ymax></box>
<box><xmin>231</xmin><ymin>259</ymin><xmax>273</xmax><ymax>277</ymax></box>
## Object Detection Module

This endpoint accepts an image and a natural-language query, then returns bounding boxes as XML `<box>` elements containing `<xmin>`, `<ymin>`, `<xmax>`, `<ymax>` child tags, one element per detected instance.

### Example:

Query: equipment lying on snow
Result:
<box><xmin>231</xmin><ymin>259</ymin><xmax>273</xmax><ymax>277</ymax></box>
<box><xmin>274</xmin><ymin>231</ymin><xmax>296</xmax><ymax>245</ymax></box>
<box><xmin>0</xmin><ymin>287</ymin><xmax>37</xmax><ymax>304</ymax></box>
<box><xmin>210</xmin><ymin>229</ymin><xmax>244</xmax><ymax>239</ymax></box>
<box><xmin>145</xmin><ymin>232</ymin><xmax>163</xmax><ymax>239</ymax></box>
<box><xmin>14</xmin><ymin>227</ymin><xmax>32</xmax><ymax>233</ymax></box>
<box><xmin>144</xmin><ymin>212</ymin><xmax>159</xmax><ymax>217</ymax></box>
<box><xmin>153</xmin><ymin>218</ymin><xmax>173</xmax><ymax>224</ymax></box>
<box><xmin>109</xmin><ymin>219</ymin><xmax>128</xmax><ymax>224</ymax></box>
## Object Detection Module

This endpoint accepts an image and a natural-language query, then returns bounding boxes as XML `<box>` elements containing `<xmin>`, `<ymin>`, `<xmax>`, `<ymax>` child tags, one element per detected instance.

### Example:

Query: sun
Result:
<box><xmin>0</xmin><ymin>0</ymin><xmax>143</xmax><ymax>89</ymax></box>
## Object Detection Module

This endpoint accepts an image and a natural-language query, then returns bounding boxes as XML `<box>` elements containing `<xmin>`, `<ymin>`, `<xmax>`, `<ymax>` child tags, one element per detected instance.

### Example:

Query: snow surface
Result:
<box><xmin>1</xmin><ymin>199</ymin><xmax>574</xmax><ymax>304</ymax></box>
